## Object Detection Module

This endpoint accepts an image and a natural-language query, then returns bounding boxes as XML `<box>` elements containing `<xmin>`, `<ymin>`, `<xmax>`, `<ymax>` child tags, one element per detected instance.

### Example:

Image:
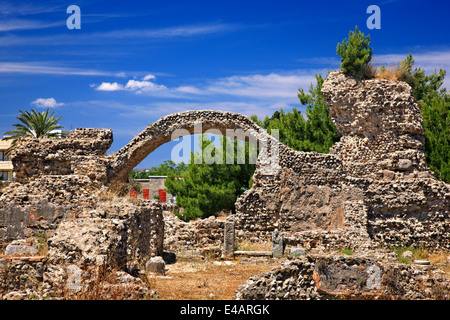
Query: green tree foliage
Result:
<box><xmin>336</xmin><ymin>26</ymin><xmax>373</xmax><ymax>80</ymax></box>
<box><xmin>252</xmin><ymin>74</ymin><xmax>340</xmax><ymax>154</ymax></box>
<box><xmin>129</xmin><ymin>160</ymin><xmax>187</xmax><ymax>179</ymax></box>
<box><xmin>4</xmin><ymin>108</ymin><xmax>65</xmax><ymax>147</ymax></box>
<box><xmin>390</xmin><ymin>53</ymin><xmax>447</xmax><ymax>102</ymax></box>
<box><xmin>298</xmin><ymin>73</ymin><xmax>341</xmax><ymax>153</ymax></box>
<box><xmin>164</xmin><ymin>135</ymin><xmax>256</xmax><ymax>221</ymax></box>
<box><xmin>421</xmin><ymin>94</ymin><xmax>450</xmax><ymax>182</ymax></box>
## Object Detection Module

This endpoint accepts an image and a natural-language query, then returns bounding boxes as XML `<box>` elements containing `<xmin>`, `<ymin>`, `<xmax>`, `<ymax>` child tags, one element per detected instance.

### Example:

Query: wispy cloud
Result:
<box><xmin>78</xmin><ymin>99</ymin><xmax>279</xmax><ymax>120</ymax></box>
<box><xmin>0</xmin><ymin>1</ymin><xmax>63</xmax><ymax>16</ymax></box>
<box><xmin>0</xmin><ymin>19</ymin><xmax>64</xmax><ymax>31</ymax></box>
<box><xmin>0</xmin><ymin>62</ymin><xmax>114</xmax><ymax>76</ymax></box>
<box><xmin>31</xmin><ymin>97</ymin><xmax>64</xmax><ymax>108</ymax></box>
<box><xmin>0</xmin><ymin>23</ymin><xmax>241</xmax><ymax>47</ymax></box>
<box><xmin>175</xmin><ymin>86</ymin><xmax>205</xmax><ymax>94</ymax></box>
<box><xmin>0</xmin><ymin>2</ymin><xmax>66</xmax><ymax>32</ymax></box>
<box><xmin>95</xmin><ymin>23</ymin><xmax>240</xmax><ymax>39</ymax></box>
<box><xmin>206</xmin><ymin>72</ymin><xmax>318</xmax><ymax>99</ymax></box>
<box><xmin>94</xmin><ymin>69</ymin><xmax>320</xmax><ymax>99</ymax></box>
<box><xmin>90</xmin><ymin>69</ymin><xmax>323</xmax><ymax>121</ymax></box>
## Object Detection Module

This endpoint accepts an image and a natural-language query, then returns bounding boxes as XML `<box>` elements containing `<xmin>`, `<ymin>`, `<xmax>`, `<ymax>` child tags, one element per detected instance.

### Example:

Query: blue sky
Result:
<box><xmin>1</xmin><ymin>0</ymin><xmax>449</xmax><ymax>168</ymax></box>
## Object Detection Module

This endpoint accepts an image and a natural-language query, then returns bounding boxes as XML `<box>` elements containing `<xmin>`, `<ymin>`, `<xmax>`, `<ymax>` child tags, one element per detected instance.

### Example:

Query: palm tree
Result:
<box><xmin>4</xmin><ymin>108</ymin><xmax>65</xmax><ymax>149</ymax></box>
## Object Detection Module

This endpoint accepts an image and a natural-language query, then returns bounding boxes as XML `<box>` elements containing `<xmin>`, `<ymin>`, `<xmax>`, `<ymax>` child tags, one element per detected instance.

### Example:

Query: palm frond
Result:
<box><xmin>3</xmin><ymin>108</ymin><xmax>65</xmax><ymax>151</ymax></box>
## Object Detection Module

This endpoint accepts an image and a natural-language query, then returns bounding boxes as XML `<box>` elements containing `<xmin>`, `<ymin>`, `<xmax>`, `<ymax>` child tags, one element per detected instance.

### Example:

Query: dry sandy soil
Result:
<box><xmin>150</xmin><ymin>257</ymin><xmax>279</xmax><ymax>300</ymax></box>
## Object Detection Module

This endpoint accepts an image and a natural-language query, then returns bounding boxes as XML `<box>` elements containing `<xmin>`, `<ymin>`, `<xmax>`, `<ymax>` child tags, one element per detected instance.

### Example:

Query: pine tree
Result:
<box><xmin>164</xmin><ymin>134</ymin><xmax>255</xmax><ymax>221</ymax></box>
<box><xmin>299</xmin><ymin>73</ymin><xmax>340</xmax><ymax>153</ymax></box>
<box><xmin>421</xmin><ymin>94</ymin><xmax>450</xmax><ymax>182</ymax></box>
<box><xmin>252</xmin><ymin>73</ymin><xmax>340</xmax><ymax>154</ymax></box>
<box><xmin>336</xmin><ymin>26</ymin><xmax>373</xmax><ymax>80</ymax></box>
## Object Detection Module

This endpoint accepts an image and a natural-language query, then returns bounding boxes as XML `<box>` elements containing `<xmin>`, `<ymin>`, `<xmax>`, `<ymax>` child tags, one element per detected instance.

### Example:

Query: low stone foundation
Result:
<box><xmin>235</xmin><ymin>254</ymin><xmax>450</xmax><ymax>300</ymax></box>
<box><xmin>0</xmin><ymin>256</ymin><xmax>46</xmax><ymax>299</ymax></box>
<box><xmin>10</xmin><ymin>128</ymin><xmax>112</xmax><ymax>183</ymax></box>
<box><xmin>163</xmin><ymin>211</ymin><xmax>225</xmax><ymax>257</ymax></box>
<box><xmin>48</xmin><ymin>198</ymin><xmax>164</xmax><ymax>269</ymax></box>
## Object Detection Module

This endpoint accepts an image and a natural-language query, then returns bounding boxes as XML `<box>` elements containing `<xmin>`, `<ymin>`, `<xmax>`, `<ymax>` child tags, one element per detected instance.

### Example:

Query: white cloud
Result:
<box><xmin>95</xmin><ymin>77</ymin><xmax>167</xmax><ymax>94</ymax></box>
<box><xmin>96</xmin><ymin>82</ymin><xmax>124</xmax><ymax>91</ymax></box>
<box><xmin>31</xmin><ymin>97</ymin><xmax>64</xmax><ymax>108</ymax></box>
<box><xmin>94</xmin><ymin>70</ymin><xmax>319</xmax><ymax>100</ymax></box>
<box><xmin>91</xmin><ymin>69</ymin><xmax>326</xmax><ymax>121</ymax></box>
<box><xmin>143</xmin><ymin>74</ymin><xmax>156</xmax><ymax>81</ymax></box>
<box><xmin>125</xmin><ymin>79</ymin><xmax>167</xmax><ymax>93</ymax></box>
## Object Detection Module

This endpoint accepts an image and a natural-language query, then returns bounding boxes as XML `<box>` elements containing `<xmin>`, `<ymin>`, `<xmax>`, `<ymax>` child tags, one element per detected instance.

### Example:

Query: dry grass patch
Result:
<box><xmin>152</xmin><ymin>259</ymin><xmax>277</xmax><ymax>300</ymax></box>
<box><xmin>393</xmin><ymin>247</ymin><xmax>450</xmax><ymax>279</ymax></box>
<box><xmin>234</xmin><ymin>239</ymin><xmax>272</xmax><ymax>252</ymax></box>
<box><xmin>375</xmin><ymin>64</ymin><xmax>402</xmax><ymax>80</ymax></box>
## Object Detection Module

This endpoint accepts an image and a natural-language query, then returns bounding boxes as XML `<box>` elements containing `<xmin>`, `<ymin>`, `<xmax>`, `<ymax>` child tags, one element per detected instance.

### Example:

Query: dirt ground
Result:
<box><xmin>150</xmin><ymin>257</ymin><xmax>279</xmax><ymax>300</ymax></box>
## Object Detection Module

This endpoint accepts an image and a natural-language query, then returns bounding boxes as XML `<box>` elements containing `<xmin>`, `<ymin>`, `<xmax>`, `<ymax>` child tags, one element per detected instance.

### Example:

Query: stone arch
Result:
<box><xmin>107</xmin><ymin>110</ymin><xmax>278</xmax><ymax>184</ymax></box>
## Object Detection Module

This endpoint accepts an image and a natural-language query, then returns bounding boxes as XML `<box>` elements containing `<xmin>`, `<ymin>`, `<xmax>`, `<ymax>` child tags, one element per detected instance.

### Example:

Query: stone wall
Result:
<box><xmin>235</xmin><ymin>254</ymin><xmax>450</xmax><ymax>300</ymax></box>
<box><xmin>0</xmin><ymin>197</ymin><xmax>165</xmax><ymax>300</ymax></box>
<box><xmin>0</xmin><ymin>129</ymin><xmax>113</xmax><ymax>241</ymax></box>
<box><xmin>11</xmin><ymin>128</ymin><xmax>112</xmax><ymax>183</ymax></box>
<box><xmin>322</xmin><ymin>71</ymin><xmax>449</xmax><ymax>249</ymax></box>
<box><xmin>0</xmin><ymin>175</ymin><xmax>99</xmax><ymax>240</ymax></box>
<box><xmin>48</xmin><ymin>199</ymin><xmax>164</xmax><ymax>268</ymax></box>
<box><xmin>1</xmin><ymin>126</ymin><xmax>166</xmax><ymax>298</ymax></box>
<box><xmin>323</xmin><ymin>71</ymin><xmax>428</xmax><ymax>179</ymax></box>
<box><xmin>232</xmin><ymin>70</ymin><xmax>449</xmax><ymax>250</ymax></box>
<box><xmin>164</xmin><ymin>211</ymin><xmax>225</xmax><ymax>256</ymax></box>
<box><xmin>105</xmin><ymin>105</ymin><xmax>448</xmax><ymax>250</ymax></box>
<box><xmin>0</xmin><ymin>257</ymin><xmax>46</xmax><ymax>299</ymax></box>
<box><xmin>1</xmin><ymin>71</ymin><xmax>449</xmax><ymax>274</ymax></box>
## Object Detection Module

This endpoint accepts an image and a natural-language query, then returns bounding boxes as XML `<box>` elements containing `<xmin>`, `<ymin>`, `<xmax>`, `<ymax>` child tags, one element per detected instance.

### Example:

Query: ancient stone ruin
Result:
<box><xmin>0</xmin><ymin>70</ymin><xmax>449</xmax><ymax>299</ymax></box>
<box><xmin>234</xmin><ymin>70</ymin><xmax>449</xmax><ymax>251</ymax></box>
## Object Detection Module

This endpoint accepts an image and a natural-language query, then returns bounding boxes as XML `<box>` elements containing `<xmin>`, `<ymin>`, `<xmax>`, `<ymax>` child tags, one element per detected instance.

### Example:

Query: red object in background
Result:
<box><xmin>130</xmin><ymin>190</ymin><xmax>138</xmax><ymax>198</ymax></box>
<box><xmin>143</xmin><ymin>189</ymin><xmax>150</xmax><ymax>200</ymax></box>
<box><xmin>158</xmin><ymin>189</ymin><xmax>166</xmax><ymax>202</ymax></box>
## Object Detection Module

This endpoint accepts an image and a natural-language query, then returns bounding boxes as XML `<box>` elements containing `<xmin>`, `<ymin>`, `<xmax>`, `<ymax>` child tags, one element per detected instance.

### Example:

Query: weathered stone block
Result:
<box><xmin>272</xmin><ymin>229</ymin><xmax>284</xmax><ymax>258</ymax></box>
<box><xmin>146</xmin><ymin>256</ymin><xmax>165</xmax><ymax>275</ymax></box>
<box><xmin>382</xmin><ymin>169</ymin><xmax>395</xmax><ymax>181</ymax></box>
<box><xmin>397</xmin><ymin>159</ymin><xmax>413</xmax><ymax>171</ymax></box>
<box><xmin>5</xmin><ymin>243</ymin><xmax>38</xmax><ymax>256</ymax></box>
<box><xmin>223</xmin><ymin>219</ymin><xmax>235</xmax><ymax>259</ymax></box>
<box><xmin>290</xmin><ymin>247</ymin><xmax>306</xmax><ymax>256</ymax></box>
